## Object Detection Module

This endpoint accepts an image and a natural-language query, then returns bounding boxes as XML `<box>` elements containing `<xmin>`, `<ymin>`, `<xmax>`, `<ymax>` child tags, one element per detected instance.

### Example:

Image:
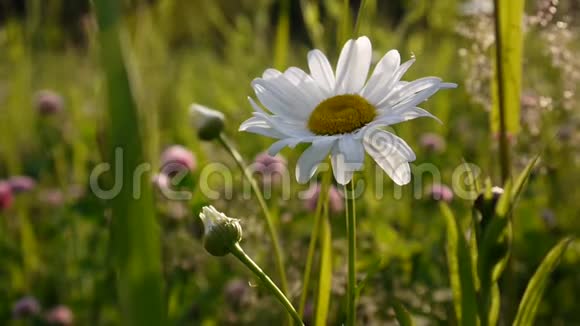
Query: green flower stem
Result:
<box><xmin>298</xmin><ymin>169</ymin><xmax>332</xmax><ymax>316</ymax></box>
<box><xmin>217</xmin><ymin>134</ymin><xmax>289</xmax><ymax>296</ymax></box>
<box><xmin>345</xmin><ymin>179</ymin><xmax>357</xmax><ymax>326</ymax></box>
<box><xmin>230</xmin><ymin>243</ymin><xmax>304</xmax><ymax>326</ymax></box>
<box><xmin>493</xmin><ymin>0</ymin><xmax>511</xmax><ymax>182</ymax></box>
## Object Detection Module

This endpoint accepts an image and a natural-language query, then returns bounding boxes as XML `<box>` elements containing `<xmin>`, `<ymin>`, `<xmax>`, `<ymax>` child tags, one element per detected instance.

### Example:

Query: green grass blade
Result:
<box><xmin>274</xmin><ymin>0</ymin><xmax>290</xmax><ymax>69</ymax></box>
<box><xmin>511</xmin><ymin>155</ymin><xmax>540</xmax><ymax>206</ymax></box>
<box><xmin>440</xmin><ymin>203</ymin><xmax>478</xmax><ymax>326</ymax></box>
<box><xmin>339</xmin><ymin>0</ymin><xmax>351</xmax><ymax>45</ymax></box>
<box><xmin>94</xmin><ymin>1</ymin><xmax>166</xmax><ymax>325</ymax></box>
<box><xmin>513</xmin><ymin>238</ymin><xmax>574</xmax><ymax>326</ymax></box>
<box><xmin>488</xmin><ymin>283</ymin><xmax>501</xmax><ymax>326</ymax></box>
<box><xmin>314</xmin><ymin>216</ymin><xmax>332</xmax><ymax>326</ymax></box>
<box><xmin>392</xmin><ymin>301</ymin><xmax>415</xmax><ymax>326</ymax></box>
<box><xmin>491</xmin><ymin>0</ymin><xmax>524</xmax><ymax>135</ymax></box>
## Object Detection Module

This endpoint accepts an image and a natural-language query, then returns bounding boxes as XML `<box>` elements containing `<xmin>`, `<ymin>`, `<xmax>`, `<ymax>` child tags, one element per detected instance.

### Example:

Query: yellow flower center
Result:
<box><xmin>307</xmin><ymin>94</ymin><xmax>377</xmax><ymax>135</ymax></box>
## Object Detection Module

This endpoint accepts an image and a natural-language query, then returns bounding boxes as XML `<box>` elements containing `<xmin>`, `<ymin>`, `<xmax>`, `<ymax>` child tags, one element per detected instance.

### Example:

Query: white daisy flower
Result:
<box><xmin>239</xmin><ymin>36</ymin><xmax>456</xmax><ymax>186</ymax></box>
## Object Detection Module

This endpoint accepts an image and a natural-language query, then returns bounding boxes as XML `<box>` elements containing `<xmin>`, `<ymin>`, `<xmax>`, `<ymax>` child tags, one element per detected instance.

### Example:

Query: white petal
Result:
<box><xmin>296</xmin><ymin>138</ymin><xmax>336</xmax><ymax>184</ymax></box>
<box><xmin>284</xmin><ymin>67</ymin><xmax>326</xmax><ymax>108</ymax></box>
<box><xmin>268</xmin><ymin>139</ymin><xmax>298</xmax><ymax>155</ymax></box>
<box><xmin>370</xmin><ymin>106</ymin><xmax>441</xmax><ymax>128</ymax></box>
<box><xmin>307</xmin><ymin>49</ymin><xmax>335</xmax><ymax>94</ymax></box>
<box><xmin>334</xmin><ymin>36</ymin><xmax>372</xmax><ymax>94</ymax></box>
<box><xmin>253</xmin><ymin>72</ymin><xmax>320</xmax><ymax>120</ymax></box>
<box><xmin>388</xmin><ymin>84</ymin><xmax>445</xmax><ymax>111</ymax></box>
<box><xmin>248</xmin><ymin>96</ymin><xmax>266</xmax><ymax>114</ymax></box>
<box><xmin>252</xmin><ymin>81</ymin><xmax>301</xmax><ymax>120</ymax></box>
<box><xmin>366</xmin><ymin>58</ymin><xmax>415</xmax><ymax>106</ymax></box>
<box><xmin>331</xmin><ymin>149</ymin><xmax>354</xmax><ymax>185</ymax></box>
<box><xmin>242</xmin><ymin>125</ymin><xmax>286</xmax><ymax>139</ymax></box>
<box><xmin>361</xmin><ymin>50</ymin><xmax>400</xmax><ymax>98</ymax></box>
<box><xmin>331</xmin><ymin>136</ymin><xmax>365</xmax><ymax>185</ymax></box>
<box><xmin>378</xmin><ymin>77</ymin><xmax>442</xmax><ymax>108</ymax></box>
<box><xmin>363</xmin><ymin>128</ymin><xmax>415</xmax><ymax>185</ymax></box>
<box><xmin>242</xmin><ymin>110</ymin><xmax>312</xmax><ymax>139</ymax></box>
<box><xmin>263</xmin><ymin>68</ymin><xmax>282</xmax><ymax>80</ymax></box>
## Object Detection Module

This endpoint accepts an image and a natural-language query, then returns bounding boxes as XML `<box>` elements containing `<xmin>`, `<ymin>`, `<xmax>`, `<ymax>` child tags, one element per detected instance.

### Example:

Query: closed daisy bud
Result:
<box><xmin>304</xmin><ymin>183</ymin><xmax>344</xmax><ymax>214</ymax></box>
<box><xmin>12</xmin><ymin>296</ymin><xmax>41</xmax><ymax>318</ymax></box>
<box><xmin>45</xmin><ymin>305</ymin><xmax>73</xmax><ymax>325</ymax></box>
<box><xmin>199</xmin><ymin>206</ymin><xmax>242</xmax><ymax>256</ymax></box>
<box><xmin>0</xmin><ymin>181</ymin><xmax>14</xmax><ymax>211</ymax></box>
<box><xmin>426</xmin><ymin>183</ymin><xmax>453</xmax><ymax>203</ymax></box>
<box><xmin>474</xmin><ymin>186</ymin><xmax>504</xmax><ymax>224</ymax></box>
<box><xmin>160</xmin><ymin>145</ymin><xmax>196</xmax><ymax>175</ymax></box>
<box><xmin>8</xmin><ymin>176</ymin><xmax>37</xmax><ymax>194</ymax></box>
<box><xmin>419</xmin><ymin>133</ymin><xmax>446</xmax><ymax>153</ymax></box>
<box><xmin>35</xmin><ymin>90</ymin><xmax>64</xmax><ymax>115</ymax></box>
<box><xmin>190</xmin><ymin>104</ymin><xmax>226</xmax><ymax>141</ymax></box>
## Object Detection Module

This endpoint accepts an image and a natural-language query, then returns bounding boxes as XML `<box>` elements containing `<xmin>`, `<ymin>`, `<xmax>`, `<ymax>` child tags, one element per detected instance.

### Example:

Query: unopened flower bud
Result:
<box><xmin>419</xmin><ymin>133</ymin><xmax>446</xmax><ymax>153</ymax></box>
<box><xmin>304</xmin><ymin>183</ymin><xmax>344</xmax><ymax>214</ymax></box>
<box><xmin>12</xmin><ymin>296</ymin><xmax>40</xmax><ymax>318</ymax></box>
<box><xmin>254</xmin><ymin>152</ymin><xmax>287</xmax><ymax>186</ymax></box>
<box><xmin>427</xmin><ymin>183</ymin><xmax>454</xmax><ymax>203</ymax></box>
<box><xmin>474</xmin><ymin>186</ymin><xmax>504</xmax><ymax>223</ymax></box>
<box><xmin>160</xmin><ymin>145</ymin><xmax>196</xmax><ymax>176</ymax></box>
<box><xmin>35</xmin><ymin>90</ymin><xmax>64</xmax><ymax>115</ymax></box>
<box><xmin>8</xmin><ymin>176</ymin><xmax>37</xmax><ymax>194</ymax></box>
<box><xmin>190</xmin><ymin>104</ymin><xmax>225</xmax><ymax>141</ymax></box>
<box><xmin>199</xmin><ymin>206</ymin><xmax>242</xmax><ymax>256</ymax></box>
<box><xmin>45</xmin><ymin>305</ymin><xmax>73</xmax><ymax>325</ymax></box>
<box><xmin>0</xmin><ymin>181</ymin><xmax>14</xmax><ymax>211</ymax></box>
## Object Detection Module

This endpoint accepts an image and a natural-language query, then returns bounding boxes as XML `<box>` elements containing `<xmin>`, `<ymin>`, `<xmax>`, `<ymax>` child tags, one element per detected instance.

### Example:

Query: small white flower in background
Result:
<box><xmin>459</xmin><ymin>0</ymin><xmax>493</xmax><ymax>16</ymax></box>
<box><xmin>240</xmin><ymin>36</ymin><xmax>456</xmax><ymax>185</ymax></box>
<box><xmin>199</xmin><ymin>206</ymin><xmax>243</xmax><ymax>256</ymax></box>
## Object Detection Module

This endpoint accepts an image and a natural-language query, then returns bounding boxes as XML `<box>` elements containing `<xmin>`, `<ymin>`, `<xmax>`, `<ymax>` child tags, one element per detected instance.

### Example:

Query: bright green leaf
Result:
<box><xmin>440</xmin><ymin>203</ymin><xmax>478</xmax><ymax>326</ymax></box>
<box><xmin>314</xmin><ymin>216</ymin><xmax>332</xmax><ymax>326</ymax></box>
<box><xmin>513</xmin><ymin>238</ymin><xmax>574</xmax><ymax>326</ymax></box>
<box><xmin>94</xmin><ymin>1</ymin><xmax>166</xmax><ymax>325</ymax></box>
<box><xmin>511</xmin><ymin>155</ymin><xmax>540</xmax><ymax>206</ymax></box>
<box><xmin>393</xmin><ymin>301</ymin><xmax>415</xmax><ymax>326</ymax></box>
<box><xmin>491</xmin><ymin>0</ymin><xmax>525</xmax><ymax>134</ymax></box>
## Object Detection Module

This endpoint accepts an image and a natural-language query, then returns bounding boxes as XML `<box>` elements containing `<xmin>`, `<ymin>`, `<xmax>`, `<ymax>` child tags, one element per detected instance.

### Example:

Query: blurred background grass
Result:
<box><xmin>0</xmin><ymin>0</ymin><xmax>579</xmax><ymax>324</ymax></box>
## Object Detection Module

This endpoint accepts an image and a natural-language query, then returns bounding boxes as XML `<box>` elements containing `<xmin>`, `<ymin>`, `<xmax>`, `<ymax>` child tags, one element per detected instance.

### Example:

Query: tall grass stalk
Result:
<box><xmin>492</xmin><ymin>0</ymin><xmax>510</xmax><ymax>182</ymax></box>
<box><xmin>353</xmin><ymin>0</ymin><xmax>367</xmax><ymax>37</ymax></box>
<box><xmin>274</xmin><ymin>0</ymin><xmax>291</xmax><ymax>69</ymax></box>
<box><xmin>298</xmin><ymin>170</ymin><xmax>332</xmax><ymax>316</ymax></box>
<box><xmin>345</xmin><ymin>178</ymin><xmax>357</xmax><ymax>326</ymax></box>
<box><xmin>94</xmin><ymin>1</ymin><xmax>166</xmax><ymax>325</ymax></box>
<box><xmin>339</xmin><ymin>0</ymin><xmax>351</xmax><ymax>45</ymax></box>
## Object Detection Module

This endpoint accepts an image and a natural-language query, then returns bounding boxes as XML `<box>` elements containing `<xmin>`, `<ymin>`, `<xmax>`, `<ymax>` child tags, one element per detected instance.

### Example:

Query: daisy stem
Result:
<box><xmin>345</xmin><ymin>178</ymin><xmax>357</xmax><ymax>326</ymax></box>
<box><xmin>298</xmin><ymin>169</ymin><xmax>332</xmax><ymax>316</ymax></box>
<box><xmin>217</xmin><ymin>134</ymin><xmax>290</xmax><ymax>299</ymax></box>
<box><xmin>230</xmin><ymin>243</ymin><xmax>304</xmax><ymax>326</ymax></box>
